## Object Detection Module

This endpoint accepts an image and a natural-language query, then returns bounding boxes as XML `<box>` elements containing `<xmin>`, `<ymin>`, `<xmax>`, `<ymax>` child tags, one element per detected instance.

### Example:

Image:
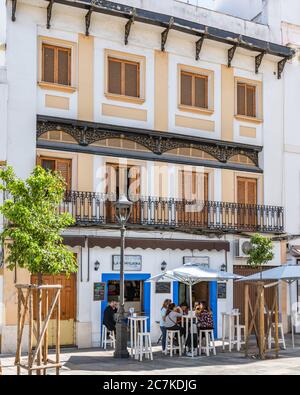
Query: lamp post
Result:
<box><xmin>114</xmin><ymin>194</ymin><xmax>132</xmax><ymax>359</ymax></box>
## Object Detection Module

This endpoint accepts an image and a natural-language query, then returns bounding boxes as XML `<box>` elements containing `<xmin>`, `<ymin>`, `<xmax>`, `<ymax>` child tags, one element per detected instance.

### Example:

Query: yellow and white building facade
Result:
<box><xmin>0</xmin><ymin>0</ymin><xmax>295</xmax><ymax>352</ymax></box>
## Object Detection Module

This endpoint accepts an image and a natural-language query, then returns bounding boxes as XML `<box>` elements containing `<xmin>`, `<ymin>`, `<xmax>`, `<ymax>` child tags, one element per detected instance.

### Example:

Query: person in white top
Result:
<box><xmin>160</xmin><ymin>299</ymin><xmax>171</xmax><ymax>352</ymax></box>
<box><xmin>164</xmin><ymin>303</ymin><xmax>185</xmax><ymax>338</ymax></box>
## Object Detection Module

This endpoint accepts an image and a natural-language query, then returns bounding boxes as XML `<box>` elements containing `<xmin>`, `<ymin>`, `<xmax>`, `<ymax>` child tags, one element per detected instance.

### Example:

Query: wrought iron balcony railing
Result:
<box><xmin>60</xmin><ymin>191</ymin><xmax>284</xmax><ymax>234</ymax></box>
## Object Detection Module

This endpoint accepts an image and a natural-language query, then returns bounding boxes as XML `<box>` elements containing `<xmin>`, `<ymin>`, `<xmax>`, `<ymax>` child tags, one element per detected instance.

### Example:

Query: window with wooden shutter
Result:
<box><xmin>40</xmin><ymin>157</ymin><xmax>72</xmax><ymax>190</ymax></box>
<box><xmin>237</xmin><ymin>82</ymin><xmax>256</xmax><ymax>118</ymax></box>
<box><xmin>42</xmin><ymin>44</ymin><xmax>71</xmax><ymax>86</ymax></box>
<box><xmin>237</xmin><ymin>177</ymin><xmax>257</xmax><ymax>205</ymax></box>
<box><xmin>180</xmin><ymin>71</ymin><xmax>208</xmax><ymax>109</ymax></box>
<box><xmin>237</xmin><ymin>177</ymin><xmax>258</xmax><ymax>227</ymax></box>
<box><xmin>180</xmin><ymin>171</ymin><xmax>208</xmax><ymax>201</ymax></box>
<box><xmin>108</xmin><ymin>57</ymin><xmax>140</xmax><ymax>98</ymax></box>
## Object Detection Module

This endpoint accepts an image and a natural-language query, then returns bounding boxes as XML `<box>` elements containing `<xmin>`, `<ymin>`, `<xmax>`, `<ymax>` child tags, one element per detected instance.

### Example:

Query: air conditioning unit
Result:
<box><xmin>235</xmin><ymin>238</ymin><xmax>253</xmax><ymax>258</ymax></box>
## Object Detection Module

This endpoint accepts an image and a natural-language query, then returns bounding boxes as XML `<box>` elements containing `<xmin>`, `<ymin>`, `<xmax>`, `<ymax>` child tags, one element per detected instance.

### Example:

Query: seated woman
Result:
<box><xmin>160</xmin><ymin>299</ymin><xmax>171</xmax><ymax>353</ymax></box>
<box><xmin>164</xmin><ymin>303</ymin><xmax>185</xmax><ymax>341</ymax></box>
<box><xmin>196</xmin><ymin>301</ymin><xmax>214</xmax><ymax>333</ymax></box>
<box><xmin>186</xmin><ymin>301</ymin><xmax>214</xmax><ymax>356</ymax></box>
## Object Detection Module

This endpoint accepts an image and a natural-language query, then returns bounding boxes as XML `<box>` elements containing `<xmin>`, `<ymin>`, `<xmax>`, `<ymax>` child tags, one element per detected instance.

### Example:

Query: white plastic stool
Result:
<box><xmin>199</xmin><ymin>330</ymin><xmax>216</xmax><ymax>356</ymax></box>
<box><xmin>236</xmin><ymin>325</ymin><xmax>246</xmax><ymax>351</ymax></box>
<box><xmin>268</xmin><ymin>323</ymin><xmax>286</xmax><ymax>350</ymax></box>
<box><xmin>165</xmin><ymin>330</ymin><xmax>182</xmax><ymax>357</ymax></box>
<box><xmin>137</xmin><ymin>333</ymin><xmax>153</xmax><ymax>362</ymax></box>
<box><xmin>101</xmin><ymin>325</ymin><xmax>116</xmax><ymax>350</ymax></box>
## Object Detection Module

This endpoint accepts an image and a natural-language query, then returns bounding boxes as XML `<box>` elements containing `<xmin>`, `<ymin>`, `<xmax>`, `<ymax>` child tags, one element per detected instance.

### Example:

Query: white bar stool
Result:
<box><xmin>137</xmin><ymin>333</ymin><xmax>153</xmax><ymax>362</ymax></box>
<box><xmin>199</xmin><ymin>330</ymin><xmax>216</xmax><ymax>356</ymax></box>
<box><xmin>165</xmin><ymin>330</ymin><xmax>182</xmax><ymax>357</ymax></box>
<box><xmin>101</xmin><ymin>325</ymin><xmax>116</xmax><ymax>350</ymax></box>
<box><xmin>268</xmin><ymin>323</ymin><xmax>286</xmax><ymax>350</ymax></box>
<box><xmin>222</xmin><ymin>311</ymin><xmax>240</xmax><ymax>352</ymax></box>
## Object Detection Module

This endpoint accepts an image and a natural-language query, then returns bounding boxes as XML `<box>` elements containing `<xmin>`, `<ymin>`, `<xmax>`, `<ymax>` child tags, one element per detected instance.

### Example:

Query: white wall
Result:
<box><xmin>215</xmin><ymin>0</ymin><xmax>263</xmax><ymax>21</ymax></box>
<box><xmin>6</xmin><ymin>2</ymin><xmax>37</xmax><ymax>179</ymax></box>
<box><xmin>0</xmin><ymin>66</ymin><xmax>7</xmax><ymax>163</ymax></box>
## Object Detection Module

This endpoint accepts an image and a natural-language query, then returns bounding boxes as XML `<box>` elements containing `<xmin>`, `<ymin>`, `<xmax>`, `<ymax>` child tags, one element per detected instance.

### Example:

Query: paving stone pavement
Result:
<box><xmin>1</xmin><ymin>336</ymin><xmax>300</xmax><ymax>375</ymax></box>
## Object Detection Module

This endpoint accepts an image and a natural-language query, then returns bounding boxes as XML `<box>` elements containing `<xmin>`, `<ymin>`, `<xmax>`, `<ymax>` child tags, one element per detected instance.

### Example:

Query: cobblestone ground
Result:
<box><xmin>1</xmin><ymin>336</ymin><xmax>300</xmax><ymax>375</ymax></box>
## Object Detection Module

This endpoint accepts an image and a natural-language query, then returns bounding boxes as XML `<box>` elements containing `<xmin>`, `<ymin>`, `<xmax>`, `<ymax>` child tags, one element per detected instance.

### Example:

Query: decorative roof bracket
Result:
<box><xmin>278</xmin><ymin>57</ymin><xmax>289</xmax><ymax>79</ymax></box>
<box><xmin>125</xmin><ymin>8</ymin><xmax>136</xmax><ymax>45</ymax></box>
<box><xmin>228</xmin><ymin>44</ymin><xmax>237</xmax><ymax>68</ymax></box>
<box><xmin>161</xmin><ymin>17</ymin><xmax>174</xmax><ymax>52</ymax></box>
<box><xmin>47</xmin><ymin>0</ymin><xmax>55</xmax><ymax>29</ymax></box>
<box><xmin>11</xmin><ymin>0</ymin><xmax>17</xmax><ymax>22</ymax></box>
<box><xmin>255</xmin><ymin>51</ymin><xmax>265</xmax><ymax>74</ymax></box>
<box><xmin>85</xmin><ymin>9</ymin><xmax>93</xmax><ymax>36</ymax></box>
<box><xmin>196</xmin><ymin>27</ymin><xmax>208</xmax><ymax>61</ymax></box>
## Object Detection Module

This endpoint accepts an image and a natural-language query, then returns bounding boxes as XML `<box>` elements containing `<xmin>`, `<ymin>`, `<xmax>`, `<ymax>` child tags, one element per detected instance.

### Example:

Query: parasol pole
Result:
<box><xmin>189</xmin><ymin>279</ymin><xmax>194</xmax><ymax>357</ymax></box>
<box><xmin>289</xmin><ymin>281</ymin><xmax>295</xmax><ymax>349</ymax></box>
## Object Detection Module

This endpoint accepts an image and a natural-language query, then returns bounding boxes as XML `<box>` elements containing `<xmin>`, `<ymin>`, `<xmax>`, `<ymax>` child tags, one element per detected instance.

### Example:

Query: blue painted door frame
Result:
<box><xmin>101</xmin><ymin>273</ymin><xmax>151</xmax><ymax>332</ymax></box>
<box><xmin>173</xmin><ymin>281</ymin><xmax>218</xmax><ymax>338</ymax></box>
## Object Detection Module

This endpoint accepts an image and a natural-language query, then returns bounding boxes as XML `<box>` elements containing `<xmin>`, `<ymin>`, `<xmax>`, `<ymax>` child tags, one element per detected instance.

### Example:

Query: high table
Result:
<box><xmin>222</xmin><ymin>311</ymin><xmax>241</xmax><ymax>352</ymax></box>
<box><xmin>128</xmin><ymin>316</ymin><xmax>149</xmax><ymax>359</ymax></box>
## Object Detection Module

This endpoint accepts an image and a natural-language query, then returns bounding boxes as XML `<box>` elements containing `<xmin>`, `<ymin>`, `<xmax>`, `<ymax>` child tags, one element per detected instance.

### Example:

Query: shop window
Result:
<box><xmin>107</xmin><ymin>280</ymin><xmax>141</xmax><ymax>303</ymax></box>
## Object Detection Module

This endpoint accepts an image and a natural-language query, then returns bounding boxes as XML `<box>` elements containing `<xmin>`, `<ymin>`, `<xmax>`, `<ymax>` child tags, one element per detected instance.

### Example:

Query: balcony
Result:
<box><xmin>60</xmin><ymin>191</ymin><xmax>284</xmax><ymax>234</ymax></box>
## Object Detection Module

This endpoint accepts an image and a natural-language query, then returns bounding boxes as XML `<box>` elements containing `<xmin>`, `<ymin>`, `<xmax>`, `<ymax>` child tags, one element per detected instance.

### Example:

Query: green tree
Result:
<box><xmin>247</xmin><ymin>233</ymin><xmax>274</xmax><ymax>268</ymax></box>
<box><xmin>0</xmin><ymin>166</ymin><xmax>77</xmax><ymax>283</ymax></box>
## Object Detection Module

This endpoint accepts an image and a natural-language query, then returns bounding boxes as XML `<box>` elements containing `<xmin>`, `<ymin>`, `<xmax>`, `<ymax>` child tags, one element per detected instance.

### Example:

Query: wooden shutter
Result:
<box><xmin>181</xmin><ymin>72</ymin><xmax>193</xmax><ymax>106</ymax></box>
<box><xmin>181</xmin><ymin>71</ymin><xmax>208</xmax><ymax>109</ymax></box>
<box><xmin>195</xmin><ymin>75</ymin><xmax>208</xmax><ymax>109</ymax></box>
<box><xmin>125</xmin><ymin>62</ymin><xmax>139</xmax><ymax>98</ymax></box>
<box><xmin>108</xmin><ymin>58</ymin><xmax>140</xmax><ymax>98</ymax></box>
<box><xmin>246</xmin><ymin>85</ymin><xmax>256</xmax><ymax>117</ymax></box>
<box><xmin>237</xmin><ymin>177</ymin><xmax>247</xmax><ymax>204</ymax></box>
<box><xmin>40</xmin><ymin>157</ymin><xmax>72</xmax><ymax>190</ymax></box>
<box><xmin>128</xmin><ymin>166</ymin><xmax>141</xmax><ymax>196</ymax></box>
<box><xmin>42</xmin><ymin>45</ymin><xmax>55</xmax><ymax>83</ymax></box>
<box><xmin>31</xmin><ymin>274</ymin><xmax>76</xmax><ymax>321</ymax></box>
<box><xmin>42</xmin><ymin>44</ymin><xmax>71</xmax><ymax>86</ymax></box>
<box><xmin>247</xmin><ymin>179</ymin><xmax>257</xmax><ymax>205</ymax></box>
<box><xmin>108</xmin><ymin>58</ymin><xmax>122</xmax><ymax>95</ymax></box>
<box><xmin>57</xmin><ymin>48</ymin><xmax>71</xmax><ymax>86</ymax></box>
<box><xmin>237</xmin><ymin>83</ymin><xmax>246</xmax><ymax>116</ymax></box>
<box><xmin>181</xmin><ymin>171</ymin><xmax>208</xmax><ymax>201</ymax></box>
<box><xmin>56</xmin><ymin>159</ymin><xmax>72</xmax><ymax>190</ymax></box>
<box><xmin>237</xmin><ymin>82</ymin><xmax>256</xmax><ymax>117</ymax></box>
<box><xmin>237</xmin><ymin>177</ymin><xmax>257</xmax><ymax>205</ymax></box>
<box><xmin>41</xmin><ymin>158</ymin><xmax>56</xmax><ymax>172</ymax></box>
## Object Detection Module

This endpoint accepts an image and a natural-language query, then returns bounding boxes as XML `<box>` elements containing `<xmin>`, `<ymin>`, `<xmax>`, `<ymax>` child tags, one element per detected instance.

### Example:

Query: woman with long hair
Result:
<box><xmin>160</xmin><ymin>299</ymin><xmax>171</xmax><ymax>352</ymax></box>
<box><xmin>164</xmin><ymin>303</ymin><xmax>185</xmax><ymax>339</ymax></box>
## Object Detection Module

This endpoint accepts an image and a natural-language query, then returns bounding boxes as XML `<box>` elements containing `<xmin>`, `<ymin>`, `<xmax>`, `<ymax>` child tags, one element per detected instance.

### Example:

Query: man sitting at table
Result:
<box><xmin>103</xmin><ymin>300</ymin><xmax>118</xmax><ymax>336</ymax></box>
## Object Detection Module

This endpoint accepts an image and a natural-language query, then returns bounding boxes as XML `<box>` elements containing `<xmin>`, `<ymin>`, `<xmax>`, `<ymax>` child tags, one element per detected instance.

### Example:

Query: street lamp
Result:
<box><xmin>114</xmin><ymin>194</ymin><xmax>133</xmax><ymax>359</ymax></box>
